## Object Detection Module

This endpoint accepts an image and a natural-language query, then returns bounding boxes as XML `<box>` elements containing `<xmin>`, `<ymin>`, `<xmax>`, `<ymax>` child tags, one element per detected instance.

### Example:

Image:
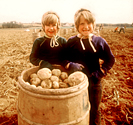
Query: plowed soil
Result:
<box><xmin>0</xmin><ymin>27</ymin><xmax>133</xmax><ymax>125</ymax></box>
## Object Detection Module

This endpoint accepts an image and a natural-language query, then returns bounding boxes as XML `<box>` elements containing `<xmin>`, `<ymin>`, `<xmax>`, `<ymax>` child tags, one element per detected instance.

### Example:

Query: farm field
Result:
<box><xmin>0</xmin><ymin>27</ymin><xmax>133</xmax><ymax>125</ymax></box>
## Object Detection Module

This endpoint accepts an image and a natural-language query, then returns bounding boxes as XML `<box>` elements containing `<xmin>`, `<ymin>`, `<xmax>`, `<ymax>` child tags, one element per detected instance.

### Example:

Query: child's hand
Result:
<box><xmin>68</xmin><ymin>62</ymin><xmax>84</xmax><ymax>73</ymax></box>
<box><xmin>69</xmin><ymin>62</ymin><xmax>84</xmax><ymax>70</ymax></box>
<box><xmin>100</xmin><ymin>68</ymin><xmax>105</xmax><ymax>74</ymax></box>
<box><xmin>39</xmin><ymin>60</ymin><xmax>52</xmax><ymax>70</ymax></box>
<box><xmin>91</xmin><ymin>70</ymin><xmax>106</xmax><ymax>80</ymax></box>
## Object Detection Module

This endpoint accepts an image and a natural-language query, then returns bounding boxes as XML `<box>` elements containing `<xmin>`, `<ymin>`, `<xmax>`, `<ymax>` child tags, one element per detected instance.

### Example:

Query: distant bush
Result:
<box><xmin>96</xmin><ymin>23</ymin><xmax>133</xmax><ymax>27</ymax></box>
<box><xmin>2</xmin><ymin>21</ymin><xmax>24</xmax><ymax>28</ymax></box>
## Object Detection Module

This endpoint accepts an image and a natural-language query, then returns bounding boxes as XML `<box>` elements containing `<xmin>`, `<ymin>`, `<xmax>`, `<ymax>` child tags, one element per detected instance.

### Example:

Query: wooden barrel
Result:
<box><xmin>17</xmin><ymin>66</ymin><xmax>90</xmax><ymax>125</ymax></box>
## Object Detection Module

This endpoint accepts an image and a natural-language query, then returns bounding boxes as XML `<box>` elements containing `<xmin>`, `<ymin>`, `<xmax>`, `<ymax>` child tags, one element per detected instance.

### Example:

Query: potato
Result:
<box><xmin>63</xmin><ymin>78</ymin><xmax>69</xmax><ymax>84</ymax></box>
<box><xmin>52</xmin><ymin>69</ymin><xmax>61</xmax><ymax>77</ymax></box>
<box><xmin>37</xmin><ymin>86</ymin><xmax>43</xmax><ymax>89</ymax></box>
<box><xmin>68</xmin><ymin>71</ymin><xmax>85</xmax><ymax>86</ymax></box>
<box><xmin>25</xmin><ymin>82</ymin><xmax>30</xmax><ymax>85</ymax></box>
<box><xmin>30</xmin><ymin>77</ymin><xmax>41</xmax><ymax>86</ymax></box>
<box><xmin>41</xmin><ymin>79</ymin><xmax>52</xmax><ymax>89</ymax></box>
<box><xmin>31</xmin><ymin>85</ymin><xmax>36</xmax><ymax>87</ymax></box>
<box><xmin>59</xmin><ymin>82</ymin><xmax>68</xmax><ymax>88</ymax></box>
<box><xmin>53</xmin><ymin>81</ymin><xmax>59</xmax><ymax>89</ymax></box>
<box><xmin>30</xmin><ymin>73</ymin><xmax>38</xmax><ymax>79</ymax></box>
<box><xmin>37</xmin><ymin>68</ymin><xmax>52</xmax><ymax>80</ymax></box>
<box><xmin>59</xmin><ymin>79</ymin><xmax>62</xmax><ymax>82</ymax></box>
<box><xmin>60</xmin><ymin>72</ymin><xmax>68</xmax><ymax>80</ymax></box>
<box><xmin>50</xmin><ymin>76</ymin><xmax>59</xmax><ymax>82</ymax></box>
<box><xmin>68</xmin><ymin>82</ymin><xmax>76</xmax><ymax>87</ymax></box>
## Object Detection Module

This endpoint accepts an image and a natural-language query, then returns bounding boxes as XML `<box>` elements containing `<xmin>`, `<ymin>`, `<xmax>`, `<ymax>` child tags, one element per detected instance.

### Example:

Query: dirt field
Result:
<box><xmin>0</xmin><ymin>27</ymin><xmax>133</xmax><ymax>125</ymax></box>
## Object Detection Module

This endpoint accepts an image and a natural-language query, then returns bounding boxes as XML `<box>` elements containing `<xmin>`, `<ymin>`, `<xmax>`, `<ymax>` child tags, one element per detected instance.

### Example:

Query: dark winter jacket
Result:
<box><xmin>64</xmin><ymin>35</ymin><xmax>115</xmax><ymax>77</ymax></box>
<box><xmin>30</xmin><ymin>36</ymin><xmax>67</xmax><ymax>69</ymax></box>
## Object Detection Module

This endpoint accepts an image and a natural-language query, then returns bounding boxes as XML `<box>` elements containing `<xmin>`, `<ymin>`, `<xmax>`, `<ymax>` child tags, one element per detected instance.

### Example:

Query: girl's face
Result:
<box><xmin>44</xmin><ymin>23</ymin><xmax>58</xmax><ymax>37</ymax></box>
<box><xmin>78</xmin><ymin>15</ymin><xmax>94</xmax><ymax>37</ymax></box>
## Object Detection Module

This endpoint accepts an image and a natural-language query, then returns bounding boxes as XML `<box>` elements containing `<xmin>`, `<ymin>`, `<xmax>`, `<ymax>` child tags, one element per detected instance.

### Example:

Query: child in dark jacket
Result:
<box><xmin>30</xmin><ymin>11</ymin><xmax>67</xmax><ymax>70</ymax></box>
<box><xmin>64</xmin><ymin>8</ymin><xmax>115</xmax><ymax>125</ymax></box>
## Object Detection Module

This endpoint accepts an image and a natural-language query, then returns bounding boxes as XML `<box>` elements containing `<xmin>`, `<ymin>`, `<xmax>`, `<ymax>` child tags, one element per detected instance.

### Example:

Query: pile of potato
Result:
<box><xmin>25</xmin><ymin>68</ymin><xmax>85</xmax><ymax>89</ymax></box>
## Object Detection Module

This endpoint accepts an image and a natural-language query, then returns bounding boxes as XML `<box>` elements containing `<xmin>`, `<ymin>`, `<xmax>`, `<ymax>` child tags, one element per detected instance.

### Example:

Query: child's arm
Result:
<box><xmin>99</xmin><ymin>38</ymin><xmax>115</xmax><ymax>73</ymax></box>
<box><xmin>91</xmin><ymin>37</ymin><xmax>115</xmax><ymax>79</ymax></box>
<box><xmin>29</xmin><ymin>39</ymin><xmax>52</xmax><ymax>69</ymax></box>
<box><xmin>30</xmin><ymin>40</ymin><xmax>41</xmax><ymax>66</ymax></box>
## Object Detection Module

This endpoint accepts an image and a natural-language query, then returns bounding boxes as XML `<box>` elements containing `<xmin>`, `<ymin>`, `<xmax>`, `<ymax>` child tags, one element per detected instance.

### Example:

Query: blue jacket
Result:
<box><xmin>64</xmin><ymin>35</ymin><xmax>115</xmax><ymax>76</ymax></box>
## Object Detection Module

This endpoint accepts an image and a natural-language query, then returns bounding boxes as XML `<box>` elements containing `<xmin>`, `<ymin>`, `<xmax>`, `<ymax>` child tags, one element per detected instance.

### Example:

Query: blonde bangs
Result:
<box><xmin>44</xmin><ymin>14</ymin><xmax>58</xmax><ymax>25</ymax></box>
<box><xmin>41</xmin><ymin>12</ymin><xmax>60</xmax><ymax>31</ymax></box>
<box><xmin>82</xmin><ymin>11</ymin><xmax>95</xmax><ymax>24</ymax></box>
<box><xmin>74</xmin><ymin>10</ymin><xmax>95</xmax><ymax>30</ymax></box>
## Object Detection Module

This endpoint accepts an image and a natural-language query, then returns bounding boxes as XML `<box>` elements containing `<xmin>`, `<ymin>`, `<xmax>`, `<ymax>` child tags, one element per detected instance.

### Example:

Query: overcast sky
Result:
<box><xmin>0</xmin><ymin>0</ymin><xmax>133</xmax><ymax>24</ymax></box>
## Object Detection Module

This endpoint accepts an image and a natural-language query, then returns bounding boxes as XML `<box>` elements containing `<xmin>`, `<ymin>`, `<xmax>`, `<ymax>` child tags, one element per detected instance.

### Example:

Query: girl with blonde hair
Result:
<box><xmin>30</xmin><ymin>11</ymin><xmax>67</xmax><ymax>69</ymax></box>
<box><xmin>64</xmin><ymin>8</ymin><xmax>115</xmax><ymax>125</ymax></box>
